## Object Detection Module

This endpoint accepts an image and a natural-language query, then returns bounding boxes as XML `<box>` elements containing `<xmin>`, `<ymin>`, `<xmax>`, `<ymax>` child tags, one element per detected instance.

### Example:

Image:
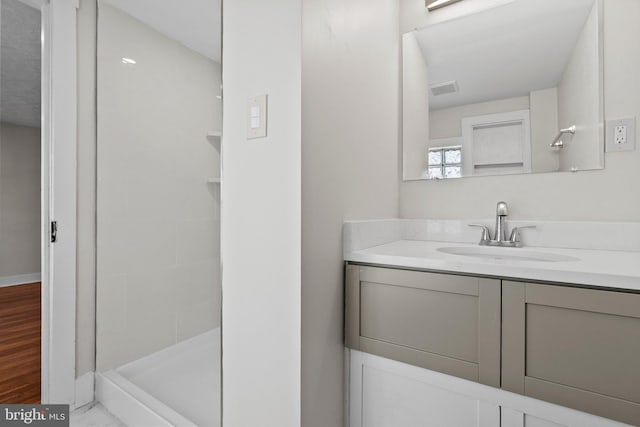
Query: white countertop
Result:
<box><xmin>346</xmin><ymin>240</ymin><xmax>640</xmax><ymax>291</ymax></box>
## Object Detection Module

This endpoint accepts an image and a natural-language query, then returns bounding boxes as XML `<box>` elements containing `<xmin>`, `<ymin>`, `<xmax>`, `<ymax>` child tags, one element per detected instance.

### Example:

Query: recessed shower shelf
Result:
<box><xmin>207</xmin><ymin>178</ymin><xmax>222</xmax><ymax>184</ymax></box>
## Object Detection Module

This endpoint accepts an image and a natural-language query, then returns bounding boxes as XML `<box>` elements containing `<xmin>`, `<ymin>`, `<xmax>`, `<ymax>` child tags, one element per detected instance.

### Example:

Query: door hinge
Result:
<box><xmin>51</xmin><ymin>221</ymin><xmax>57</xmax><ymax>243</ymax></box>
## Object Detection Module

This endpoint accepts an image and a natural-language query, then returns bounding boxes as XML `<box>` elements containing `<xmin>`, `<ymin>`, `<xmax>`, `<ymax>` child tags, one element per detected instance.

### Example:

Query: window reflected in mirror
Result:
<box><xmin>428</xmin><ymin>146</ymin><xmax>462</xmax><ymax>179</ymax></box>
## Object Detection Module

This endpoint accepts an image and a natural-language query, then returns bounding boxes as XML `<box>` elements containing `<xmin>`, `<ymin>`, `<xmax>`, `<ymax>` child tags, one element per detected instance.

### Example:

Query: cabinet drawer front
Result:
<box><xmin>503</xmin><ymin>281</ymin><xmax>640</xmax><ymax>426</ymax></box>
<box><xmin>346</xmin><ymin>264</ymin><xmax>501</xmax><ymax>387</ymax></box>
<box><xmin>527</xmin><ymin>303</ymin><xmax>640</xmax><ymax>403</ymax></box>
<box><xmin>361</xmin><ymin>281</ymin><xmax>479</xmax><ymax>363</ymax></box>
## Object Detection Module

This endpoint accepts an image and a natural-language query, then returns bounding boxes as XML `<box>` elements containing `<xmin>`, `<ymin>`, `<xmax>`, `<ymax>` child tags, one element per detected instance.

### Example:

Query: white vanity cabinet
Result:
<box><xmin>346</xmin><ymin>263</ymin><xmax>636</xmax><ymax>427</ymax></box>
<box><xmin>350</xmin><ymin>350</ymin><xmax>628</xmax><ymax>427</ymax></box>
<box><xmin>349</xmin><ymin>350</ymin><xmax>500</xmax><ymax>427</ymax></box>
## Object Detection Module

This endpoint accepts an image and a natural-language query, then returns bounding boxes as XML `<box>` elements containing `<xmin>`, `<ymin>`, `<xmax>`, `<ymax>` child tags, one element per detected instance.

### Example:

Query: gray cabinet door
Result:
<box><xmin>502</xmin><ymin>281</ymin><xmax>640</xmax><ymax>426</ymax></box>
<box><xmin>345</xmin><ymin>264</ymin><xmax>501</xmax><ymax>387</ymax></box>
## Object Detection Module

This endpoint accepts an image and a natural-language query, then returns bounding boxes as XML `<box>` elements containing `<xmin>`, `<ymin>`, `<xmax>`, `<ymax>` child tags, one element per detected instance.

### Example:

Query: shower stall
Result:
<box><xmin>94</xmin><ymin>1</ymin><xmax>222</xmax><ymax>425</ymax></box>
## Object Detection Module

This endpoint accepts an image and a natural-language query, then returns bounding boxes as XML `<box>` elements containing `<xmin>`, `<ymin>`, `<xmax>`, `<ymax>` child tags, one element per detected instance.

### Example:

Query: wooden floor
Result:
<box><xmin>0</xmin><ymin>282</ymin><xmax>41</xmax><ymax>404</ymax></box>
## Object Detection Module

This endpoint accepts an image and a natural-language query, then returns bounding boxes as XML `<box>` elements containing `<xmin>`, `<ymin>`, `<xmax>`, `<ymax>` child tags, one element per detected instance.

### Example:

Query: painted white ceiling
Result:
<box><xmin>415</xmin><ymin>0</ymin><xmax>597</xmax><ymax>110</ymax></box>
<box><xmin>1</xmin><ymin>0</ymin><xmax>41</xmax><ymax>128</ymax></box>
<box><xmin>103</xmin><ymin>0</ymin><xmax>221</xmax><ymax>63</ymax></box>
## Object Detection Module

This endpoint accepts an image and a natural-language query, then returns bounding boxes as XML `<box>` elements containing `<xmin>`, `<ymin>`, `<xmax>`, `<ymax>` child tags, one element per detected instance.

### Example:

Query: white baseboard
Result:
<box><xmin>96</xmin><ymin>371</ymin><xmax>196</xmax><ymax>427</ymax></box>
<box><xmin>0</xmin><ymin>273</ymin><xmax>42</xmax><ymax>288</ymax></box>
<box><xmin>73</xmin><ymin>371</ymin><xmax>95</xmax><ymax>410</ymax></box>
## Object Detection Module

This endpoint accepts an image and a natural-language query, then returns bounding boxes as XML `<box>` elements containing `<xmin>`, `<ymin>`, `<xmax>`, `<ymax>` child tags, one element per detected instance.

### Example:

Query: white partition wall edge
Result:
<box><xmin>40</xmin><ymin>0</ymin><xmax>79</xmax><ymax>405</ymax></box>
<box><xmin>221</xmin><ymin>0</ymin><xmax>302</xmax><ymax>425</ymax></box>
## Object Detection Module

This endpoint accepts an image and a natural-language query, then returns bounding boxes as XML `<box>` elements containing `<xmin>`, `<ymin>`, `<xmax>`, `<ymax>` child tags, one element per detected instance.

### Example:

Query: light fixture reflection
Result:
<box><xmin>121</xmin><ymin>57</ymin><xmax>137</xmax><ymax>65</ymax></box>
<box><xmin>426</xmin><ymin>0</ymin><xmax>464</xmax><ymax>11</ymax></box>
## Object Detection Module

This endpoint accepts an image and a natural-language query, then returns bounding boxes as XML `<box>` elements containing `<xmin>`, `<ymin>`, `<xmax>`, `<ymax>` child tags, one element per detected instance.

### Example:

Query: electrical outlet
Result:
<box><xmin>606</xmin><ymin>117</ymin><xmax>636</xmax><ymax>152</ymax></box>
<box><xmin>615</xmin><ymin>125</ymin><xmax>627</xmax><ymax>145</ymax></box>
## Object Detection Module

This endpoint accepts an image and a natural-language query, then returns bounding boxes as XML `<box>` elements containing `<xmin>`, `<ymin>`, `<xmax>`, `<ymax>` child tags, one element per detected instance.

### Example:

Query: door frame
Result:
<box><xmin>28</xmin><ymin>0</ymin><xmax>79</xmax><ymax>405</ymax></box>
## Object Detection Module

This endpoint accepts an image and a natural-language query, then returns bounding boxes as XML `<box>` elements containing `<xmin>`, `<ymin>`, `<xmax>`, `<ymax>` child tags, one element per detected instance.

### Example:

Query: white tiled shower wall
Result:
<box><xmin>96</xmin><ymin>3</ymin><xmax>221</xmax><ymax>370</ymax></box>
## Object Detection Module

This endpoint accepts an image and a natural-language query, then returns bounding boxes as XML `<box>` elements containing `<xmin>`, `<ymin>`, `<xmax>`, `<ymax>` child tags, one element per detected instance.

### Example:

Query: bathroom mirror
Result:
<box><xmin>96</xmin><ymin>0</ymin><xmax>222</xmax><ymax>425</ymax></box>
<box><xmin>402</xmin><ymin>0</ymin><xmax>604</xmax><ymax>181</ymax></box>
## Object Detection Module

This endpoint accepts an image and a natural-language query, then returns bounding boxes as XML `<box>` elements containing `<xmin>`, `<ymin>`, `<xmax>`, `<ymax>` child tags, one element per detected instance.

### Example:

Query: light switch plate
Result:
<box><xmin>247</xmin><ymin>95</ymin><xmax>268</xmax><ymax>139</ymax></box>
<box><xmin>606</xmin><ymin>117</ymin><xmax>636</xmax><ymax>152</ymax></box>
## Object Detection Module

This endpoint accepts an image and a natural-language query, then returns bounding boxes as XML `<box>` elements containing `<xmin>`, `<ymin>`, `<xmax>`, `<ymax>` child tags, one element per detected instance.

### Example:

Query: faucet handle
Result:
<box><xmin>509</xmin><ymin>226</ymin><xmax>537</xmax><ymax>244</ymax></box>
<box><xmin>468</xmin><ymin>224</ymin><xmax>491</xmax><ymax>243</ymax></box>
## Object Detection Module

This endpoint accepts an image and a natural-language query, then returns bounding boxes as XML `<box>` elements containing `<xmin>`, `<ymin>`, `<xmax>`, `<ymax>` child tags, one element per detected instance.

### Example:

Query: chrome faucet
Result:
<box><xmin>468</xmin><ymin>201</ymin><xmax>535</xmax><ymax>248</ymax></box>
<box><xmin>494</xmin><ymin>201</ymin><xmax>509</xmax><ymax>242</ymax></box>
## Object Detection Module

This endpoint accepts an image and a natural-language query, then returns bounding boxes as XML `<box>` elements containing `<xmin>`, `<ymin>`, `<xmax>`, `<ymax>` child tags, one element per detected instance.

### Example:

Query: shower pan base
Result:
<box><xmin>96</xmin><ymin>328</ymin><xmax>220</xmax><ymax>427</ymax></box>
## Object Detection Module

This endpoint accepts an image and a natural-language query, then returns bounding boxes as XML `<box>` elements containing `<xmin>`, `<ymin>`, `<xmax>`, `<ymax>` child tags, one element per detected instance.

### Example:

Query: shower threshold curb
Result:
<box><xmin>96</xmin><ymin>370</ymin><xmax>197</xmax><ymax>427</ymax></box>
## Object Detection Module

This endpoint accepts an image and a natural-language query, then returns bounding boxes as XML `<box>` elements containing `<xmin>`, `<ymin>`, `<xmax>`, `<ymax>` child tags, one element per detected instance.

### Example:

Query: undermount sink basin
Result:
<box><xmin>437</xmin><ymin>246</ymin><xmax>580</xmax><ymax>263</ymax></box>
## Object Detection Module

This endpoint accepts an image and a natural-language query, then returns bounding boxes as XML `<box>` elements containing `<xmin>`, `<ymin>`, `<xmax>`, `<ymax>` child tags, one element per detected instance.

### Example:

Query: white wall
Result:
<box><xmin>557</xmin><ymin>2</ymin><xmax>602</xmax><ymax>171</ymax></box>
<box><xmin>222</xmin><ymin>0</ymin><xmax>301</xmax><ymax>425</ymax></box>
<box><xmin>400</xmin><ymin>0</ymin><xmax>640</xmax><ymax>221</ymax></box>
<box><xmin>96</xmin><ymin>3</ymin><xmax>221</xmax><ymax>371</ymax></box>
<box><xmin>301</xmin><ymin>0</ymin><xmax>400</xmax><ymax>425</ymax></box>
<box><xmin>0</xmin><ymin>122</ymin><xmax>41</xmax><ymax>278</ymax></box>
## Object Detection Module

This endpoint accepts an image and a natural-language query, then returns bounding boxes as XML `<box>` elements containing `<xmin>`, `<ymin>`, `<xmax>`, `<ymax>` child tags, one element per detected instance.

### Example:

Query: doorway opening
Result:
<box><xmin>0</xmin><ymin>0</ymin><xmax>43</xmax><ymax>404</ymax></box>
